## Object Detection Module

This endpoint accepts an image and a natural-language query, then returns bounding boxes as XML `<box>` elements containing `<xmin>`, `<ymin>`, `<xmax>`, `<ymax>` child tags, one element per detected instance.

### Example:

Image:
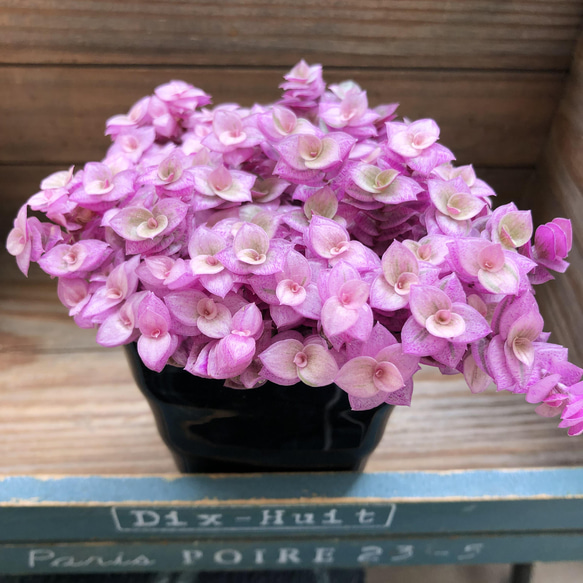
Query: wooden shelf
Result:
<box><xmin>1</xmin><ymin>0</ymin><xmax>583</xmax><ymax>577</ymax></box>
<box><xmin>2</xmin><ymin>231</ymin><xmax>583</xmax><ymax>575</ymax></box>
<box><xmin>1</xmin><ymin>254</ymin><xmax>583</xmax><ymax>475</ymax></box>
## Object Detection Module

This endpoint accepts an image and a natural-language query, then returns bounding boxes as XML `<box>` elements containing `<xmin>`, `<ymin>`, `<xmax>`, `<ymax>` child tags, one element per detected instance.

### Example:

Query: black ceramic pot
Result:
<box><xmin>125</xmin><ymin>344</ymin><xmax>393</xmax><ymax>473</ymax></box>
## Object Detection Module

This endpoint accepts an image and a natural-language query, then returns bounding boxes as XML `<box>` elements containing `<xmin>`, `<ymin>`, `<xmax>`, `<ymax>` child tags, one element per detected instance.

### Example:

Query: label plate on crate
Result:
<box><xmin>111</xmin><ymin>503</ymin><xmax>397</xmax><ymax>534</ymax></box>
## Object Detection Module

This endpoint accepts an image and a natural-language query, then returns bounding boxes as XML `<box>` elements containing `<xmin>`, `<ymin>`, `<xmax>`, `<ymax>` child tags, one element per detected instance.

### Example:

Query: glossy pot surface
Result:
<box><xmin>125</xmin><ymin>344</ymin><xmax>393</xmax><ymax>473</ymax></box>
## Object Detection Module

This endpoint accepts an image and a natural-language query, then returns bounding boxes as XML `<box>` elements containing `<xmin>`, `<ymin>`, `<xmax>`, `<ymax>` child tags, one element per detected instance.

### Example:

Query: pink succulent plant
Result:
<box><xmin>6</xmin><ymin>62</ymin><xmax>582</xmax><ymax>435</ymax></box>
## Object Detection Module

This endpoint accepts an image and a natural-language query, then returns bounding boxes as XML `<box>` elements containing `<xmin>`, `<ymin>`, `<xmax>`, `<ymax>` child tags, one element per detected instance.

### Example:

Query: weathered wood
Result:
<box><xmin>0</xmin><ymin>348</ymin><xmax>173</xmax><ymax>474</ymax></box>
<box><xmin>529</xmin><ymin>36</ymin><xmax>583</xmax><ymax>367</ymax></box>
<box><xmin>3</xmin><ymin>470</ymin><xmax>583</xmax><ymax>549</ymax></box>
<box><xmin>1</xmin><ymin>334</ymin><xmax>582</xmax><ymax>475</ymax></box>
<box><xmin>478</xmin><ymin>167</ymin><xmax>535</xmax><ymax>209</ymax></box>
<box><xmin>0</xmin><ymin>165</ymin><xmax>67</xmax><ymax>243</ymax></box>
<box><xmin>1</xmin><ymin>0</ymin><xmax>581</xmax><ymax>70</ymax></box>
<box><xmin>0</xmin><ymin>67</ymin><xmax>565</xmax><ymax>166</ymax></box>
<box><xmin>5</xmin><ymin>469</ymin><xmax>583</xmax><ymax>505</ymax></box>
<box><xmin>0</xmin><ymin>165</ymin><xmax>535</xmax><ymax>238</ymax></box>
<box><xmin>0</xmin><ymin>279</ymin><xmax>101</xmax><ymax>353</ymax></box>
<box><xmin>4</xmin><ymin>533</ymin><xmax>583</xmax><ymax>573</ymax></box>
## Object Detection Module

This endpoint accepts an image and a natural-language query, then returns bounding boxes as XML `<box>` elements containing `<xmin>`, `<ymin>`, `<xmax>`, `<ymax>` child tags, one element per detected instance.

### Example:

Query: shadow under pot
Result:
<box><xmin>125</xmin><ymin>344</ymin><xmax>393</xmax><ymax>473</ymax></box>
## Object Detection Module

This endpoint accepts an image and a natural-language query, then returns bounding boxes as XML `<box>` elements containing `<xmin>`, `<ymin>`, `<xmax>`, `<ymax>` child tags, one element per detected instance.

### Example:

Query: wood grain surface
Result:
<box><xmin>1</xmin><ymin>0</ymin><xmax>581</xmax><ymax>70</ymax></box>
<box><xmin>0</xmin><ymin>67</ymin><xmax>564</xmax><ymax>166</ymax></box>
<box><xmin>1</xmin><ymin>260</ymin><xmax>583</xmax><ymax>475</ymax></box>
<box><xmin>528</xmin><ymin>36</ymin><xmax>583</xmax><ymax>368</ymax></box>
<box><xmin>1</xmin><ymin>1</ymin><xmax>581</xmax><ymax>478</ymax></box>
<box><xmin>1</xmin><ymin>341</ymin><xmax>581</xmax><ymax>475</ymax></box>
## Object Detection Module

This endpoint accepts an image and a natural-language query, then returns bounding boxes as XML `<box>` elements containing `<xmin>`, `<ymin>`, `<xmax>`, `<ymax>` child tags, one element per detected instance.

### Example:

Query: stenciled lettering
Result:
<box><xmin>313</xmin><ymin>547</ymin><xmax>335</xmax><ymax>564</ymax></box>
<box><xmin>391</xmin><ymin>545</ymin><xmax>414</xmax><ymax>562</ymax></box>
<box><xmin>197</xmin><ymin>514</ymin><xmax>223</xmax><ymax>527</ymax></box>
<box><xmin>292</xmin><ymin>512</ymin><xmax>315</xmax><ymax>525</ymax></box>
<box><xmin>214</xmin><ymin>549</ymin><xmax>243</xmax><ymax>565</ymax></box>
<box><xmin>164</xmin><ymin>510</ymin><xmax>188</xmax><ymax>527</ymax></box>
<box><xmin>457</xmin><ymin>543</ymin><xmax>484</xmax><ymax>561</ymax></box>
<box><xmin>277</xmin><ymin>548</ymin><xmax>301</xmax><ymax>564</ymax></box>
<box><xmin>130</xmin><ymin>510</ymin><xmax>160</xmax><ymax>528</ymax></box>
<box><xmin>321</xmin><ymin>508</ymin><xmax>343</xmax><ymax>525</ymax></box>
<box><xmin>259</xmin><ymin>509</ymin><xmax>286</xmax><ymax>526</ymax></box>
<box><xmin>29</xmin><ymin>550</ymin><xmax>54</xmax><ymax>569</ymax></box>
<box><xmin>182</xmin><ymin>550</ymin><xmax>203</xmax><ymax>566</ymax></box>
<box><xmin>113</xmin><ymin>503</ymin><xmax>397</xmax><ymax>533</ymax></box>
<box><xmin>28</xmin><ymin>549</ymin><xmax>155</xmax><ymax>569</ymax></box>
<box><xmin>357</xmin><ymin>545</ymin><xmax>383</xmax><ymax>564</ymax></box>
<box><xmin>355</xmin><ymin>509</ymin><xmax>375</xmax><ymax>524</ymax></box>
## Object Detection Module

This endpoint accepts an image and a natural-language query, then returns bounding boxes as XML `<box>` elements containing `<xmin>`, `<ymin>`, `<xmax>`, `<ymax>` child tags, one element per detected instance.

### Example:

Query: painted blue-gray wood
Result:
<box><xmin>1</xmin><ymin>498</ymin><xmax>583</xmax><ymax>543</ymax></box>
<box><xmin>0</xmin><ymin>469</ymin><xmax>582</xmax><ymax>545</ymax></box>
<box><xmin>2</xmin><ymin>469</ymin><xmax>583</xmax><ymax>503</ymax></box>
<box><xmin>2</xmin><ymin>533</ymin><xmax>583</xmax><ymax>574</ymax></box>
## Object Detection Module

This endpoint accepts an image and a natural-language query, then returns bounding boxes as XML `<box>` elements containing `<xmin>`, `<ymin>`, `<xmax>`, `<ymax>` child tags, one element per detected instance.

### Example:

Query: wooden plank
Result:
<box><xmin>0</xmin><ymin>277</ymin><xmax>102</xmax><ymax>352</ymax></box>
<box><xmin>4</xmin><ymin>468</ymin><xmax>583</xmax><ymax>506</ymax></box>
<box><xmin>0</xmin><ymin>350</ymin><xmax>175</xmax><ymax>474</ymax></box>
<box><xmin>1</xmin><ymin>470</ymin><xmax>583</xmax><ymax>544</ymax></box>
<box><xmin>529</xmin><ymin>35</ymin><xmax>583</xmax><ymax>368</ymax></box>
<box><xmin>0</xmin><ymin>67</ymin><xmax>565</xmax><ymax>166</ymax></box>
<box><xmin>534</xmin><ymin>248</ymin><xmax>583</xmax><ymax>367</ymax></box>
<box><xmin>0</xmin><ymin>1</ymin><xmax>581</xmax><ymax>70</ymax></box>
<box><xmin>0</xmin><ymin>165</ymin><xmax>53</xmax><ymax>242</ymax></box>
<box><xmin>1</xmin><ymin>345</ymin><xmax>582</xmax><ymax>475</ymax></box>
<box><xmin>0</xmin><ymin>165</ymin><xmax>534</xmax><ymax>239</ymax></box>
<box><xmin>1</xmin><ymin>255</ymin><xmax>582</xmax><ymax>474</ymax></box>
<box><xmin>2</xmin><ymin>533</ymin><xmax>583</xmax><ymax>573</ymax></box>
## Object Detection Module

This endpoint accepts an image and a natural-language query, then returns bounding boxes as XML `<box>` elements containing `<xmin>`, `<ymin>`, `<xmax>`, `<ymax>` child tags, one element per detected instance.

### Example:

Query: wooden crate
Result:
<box><xmin>1</xmin><ymin>1</ymin><xmax>583</xmax><ymax>575</ymax></box>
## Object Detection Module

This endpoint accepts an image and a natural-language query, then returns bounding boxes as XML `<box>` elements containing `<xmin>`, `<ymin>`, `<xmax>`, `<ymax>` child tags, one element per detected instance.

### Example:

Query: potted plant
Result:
<box><xmin>6</xmin><ymin>61</ymin><xmax>583</xmax><ymax>473</ymax></box>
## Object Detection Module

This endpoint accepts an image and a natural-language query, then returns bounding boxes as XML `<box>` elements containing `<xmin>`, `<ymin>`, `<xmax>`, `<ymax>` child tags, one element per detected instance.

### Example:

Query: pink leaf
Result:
<box><xmin>96</xmin><ymin>303</ymin><xmax>138</xmax><ymax>347</ymax></box>
<box><xmin>478</xmin><ymin>262</ymin><xmax>519</xmax><ymax>295</ymax></box>
<box><xmin>137</xmin><ymin>332</ymin><xmax>174</xmax><ymax>372</ymax></box>
<box><xmin>401</xmin><ymin>316</ymin><xmax>448</xmax><ymax>356</ymax></box>
<box><xmin>276</xmin><ymin>279</ymin><xmax>307</xmax><ymax>306</ymax></box>
<box><xmin>308</xmin><ymin>215</ymin><xmax>350</xmax><ymax>260</ymax></box>
<box><xmin>409</xmin><ymin>285</ymin><xmax>451</xmax><ymax>326</ymax></box>
<box><xmin>450</xmin><ymin>303</ymin><xmax>491</xmax><ymax>344</ymax></box>
<box><xmin>371</xmin><ymin>360</ymin><xmax>404</xmax><ymax>393</ymax></box>
<box><xmin>463</xmin><ymin>353</ymin><xmax>493</xmax><ymax>393</ymax></box>
<box><xmin>197</xmin><ymin>302</ymin><xmax>232</xmax><ymax>338</ymax></box>
<box><xmin>110</xmin><ymin>207</ymin><xmax>153</xmax><ymax>241</ymax></box>
<box><xmin>137</xmin><ymin>292</ymin><xmax>171</xmax><ymax>337</ymax></box>
<box><xmin>426</xmin><ymin>310</ymin><xmax>466</xmax><ymax>339</ymax></box>
<box><xmin>361</xmin><ymin>323</ymin><xmax>398</xmax><ymax>358</ymax></box>
<box><xmin>383</xmin><ymin>378</ymin><xmax>414</xmax><ymax>407</ymax></box>
<box><xmin>335</xmin><ymin>357</ymin><xmax>378</xmax><ymax>398</ymax></box>
<box><xmin>369</xmin><ymin>275</ymin><xmax>408</xmax><ymax>311</ymax></box>
<box><xmin>381</xmin><ymin>240</ymin><xmax>419</xmax><ymax>285</ymax></box>
<box><xmin>337</xmin><ymin>279</ymin><xmax>369</xmax><ymax>309</ymax></box>
<box><xmin>188</xmin><ymin>226</ymin><xmax>227</xmax><ymax>257</ymax></box>
<box><xmin>496</xmin><ymin>211</ymin><xmax>533</xmax><ymax>249</ymax></box>
<box><xmin>200</xmin><ymin>271</ymin><xmax>234</xmax><ymax>298</ymax></box>
<box><xmin>270</xmin><ymin>304</ymin><xmax>305</xmax><ymax>329</ymax></box>
<box><xmin>485</xmin><ymin>335</ymin><xmax>515</xmax><ymax>391</ymax></box>
<box><xmin>297</xmin><ymin>344</ymin><xmax>339</xmax><ymax>386</ymax></box>
<box><xmin>207</xmin><ymin>334</ymin><xmax>256</xmax><ymax>378</ymax></box>
<box><xmin>233</xmin><ymin>222</ymin><xmax>270</xmax><ymax>257</ymax></box>
<box><xmin>321</xmin><ymin>296</ymin><xmax>359</xmax><ymax>337</ymax></box>
<box><xmin>375</xmin><ymin>344</ymin><xmax>419</xmax><ymax>380</ymax></box>
<box><xmin>232</xmin><ymin>303</ymin><xmax>263</xmax><ymax>337</ymax></box>
<box><xmin>259</xmin><ymin>339</ymin><xmax>304</xmax><ymax>380</ymax></box>
<box><xmin>325</xmin><ymin>261</ymin><xmax>360</xmax><ymax>297</ymax></box>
